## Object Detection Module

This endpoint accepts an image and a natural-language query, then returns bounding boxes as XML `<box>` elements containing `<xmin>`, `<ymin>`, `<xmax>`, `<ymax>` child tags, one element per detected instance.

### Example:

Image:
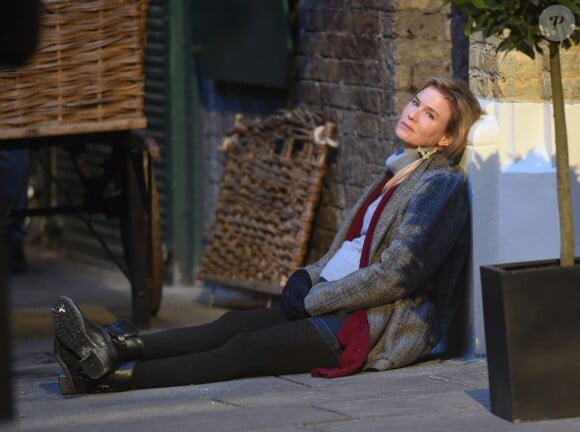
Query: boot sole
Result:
<box><xmin>54</xmin><ymin>340</ymin><xmax>79</xmax><ymax>395</ymax></box>
<box><xmin>51</xmin><ymin>296</ymin><xmax>111</xmax><ymax>379</ymax></box>
<box><xmin>53</xmin><ymin>339</ymin><xmax>91</xmax><ymax>395</ymax></box>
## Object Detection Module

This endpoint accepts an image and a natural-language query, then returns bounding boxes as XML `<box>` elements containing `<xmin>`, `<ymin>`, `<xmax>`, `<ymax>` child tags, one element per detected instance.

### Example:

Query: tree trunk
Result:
<box><xmin>549</xmin><ymin>42</ymin><xmax>574</xmax><ymax>266</ymax></box>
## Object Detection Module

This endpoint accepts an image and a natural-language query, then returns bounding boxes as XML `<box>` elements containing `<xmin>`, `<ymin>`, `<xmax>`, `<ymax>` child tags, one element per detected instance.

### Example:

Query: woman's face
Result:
<box><xmin>395</xmin><ymin>86</ymin><xmax>453</xmax><ymax>150</ymax></box>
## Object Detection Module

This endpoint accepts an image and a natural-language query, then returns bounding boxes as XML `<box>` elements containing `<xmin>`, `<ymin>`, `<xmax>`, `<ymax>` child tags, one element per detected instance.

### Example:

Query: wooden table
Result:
<box><xmin>1</xmin><ymin>128</ymin><xmax>162</xmax><ymax>329</ymax></box>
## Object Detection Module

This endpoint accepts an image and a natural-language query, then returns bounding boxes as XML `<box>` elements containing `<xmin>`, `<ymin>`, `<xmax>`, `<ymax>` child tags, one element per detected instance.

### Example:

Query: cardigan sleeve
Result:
<box><xmin>303</xmin><ymin>169</ymin><xmax>468</xmax><ymax>316</ymax></box>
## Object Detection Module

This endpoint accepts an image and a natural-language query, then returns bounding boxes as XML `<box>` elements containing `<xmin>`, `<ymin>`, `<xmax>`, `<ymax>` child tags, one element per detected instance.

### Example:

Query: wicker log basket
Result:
<box><xmin>0</xmin><ymin>0</ymin><xmax>147</xmax><ymax>141</ymax></box>
<box><xmin>198</xmin><ymin>109</ymin><xmax>337</xmax><ymax>295</ymax></box>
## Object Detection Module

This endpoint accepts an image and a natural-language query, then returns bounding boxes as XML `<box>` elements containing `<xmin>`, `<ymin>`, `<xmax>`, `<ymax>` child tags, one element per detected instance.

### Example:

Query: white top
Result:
<box><xmin>320</xmin><ymin>195</ymin><xmax>382</xmax><ymax>281</ymax></box>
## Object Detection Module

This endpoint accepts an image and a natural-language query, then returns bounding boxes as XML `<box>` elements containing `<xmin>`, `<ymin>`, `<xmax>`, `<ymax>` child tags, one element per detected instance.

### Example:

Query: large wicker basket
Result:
<box><xmin>198</xmin><ymin>109</ymin><xmax>337</xmax><ymax>295</ymax></box>
<box><xmin>0</xmin><ymin>0</ymin><xmax>147</xmax><ymax>140</ymax></box>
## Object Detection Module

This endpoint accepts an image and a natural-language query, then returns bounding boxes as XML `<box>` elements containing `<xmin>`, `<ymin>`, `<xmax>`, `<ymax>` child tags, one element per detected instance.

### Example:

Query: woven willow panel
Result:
<box><xmin>0</xmin><ymin>0</ymin><xmax>147</xmax><ymax>140</ymax></box>
<box><xmin>198</xmin><ymin>109</ymin><xmax>336</xmax><ymax>295</ymax></box>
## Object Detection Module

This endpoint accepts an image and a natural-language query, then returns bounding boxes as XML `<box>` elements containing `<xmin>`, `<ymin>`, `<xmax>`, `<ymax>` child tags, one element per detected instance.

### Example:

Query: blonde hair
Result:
<box><xmin>383</xmin><ymin>77</ymin><xmax>483</xmax><ymax>193</ymax></box>
<box><xmin>418</xmin><ymin>77</ymin><xmax>483</xmax><ymax>161</ymax></box>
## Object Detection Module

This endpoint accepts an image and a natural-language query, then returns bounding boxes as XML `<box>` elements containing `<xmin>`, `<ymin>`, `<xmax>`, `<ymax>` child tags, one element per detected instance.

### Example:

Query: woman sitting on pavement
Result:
<box><xmin>51</xmin><ymin>76</ymin><xmax>483</xmax><ymax>395</ymax></box>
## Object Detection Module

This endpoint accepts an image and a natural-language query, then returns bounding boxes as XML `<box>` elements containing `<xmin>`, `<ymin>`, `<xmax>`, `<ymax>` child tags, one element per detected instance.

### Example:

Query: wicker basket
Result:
<box><xmin>0</xmin><ymin>0</ymin><xmax>147</xmax><ymax>140</ymax></box>
<box><xmin>198</xmin><ymin>109</ymin><xmax>337</xmax><ymax>295</ymax></box>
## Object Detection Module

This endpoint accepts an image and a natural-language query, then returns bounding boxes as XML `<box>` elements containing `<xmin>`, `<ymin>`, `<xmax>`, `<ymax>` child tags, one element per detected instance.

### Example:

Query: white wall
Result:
<box><xmin>464</xmin><ymin>99</ymin><xmax>580</xmax><ymax>356</ymax></box>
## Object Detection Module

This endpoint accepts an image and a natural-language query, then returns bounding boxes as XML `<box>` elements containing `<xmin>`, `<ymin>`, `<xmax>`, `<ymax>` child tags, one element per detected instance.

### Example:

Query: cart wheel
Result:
<box><xmin>118</xmin><ymin>145</ymin><xmax>164</xmax><ymax>320</ymax></box>
<box><xmin>147</xmin><ymin>163</ymin><xmax>163</xmax><ymax>316</ymax></box>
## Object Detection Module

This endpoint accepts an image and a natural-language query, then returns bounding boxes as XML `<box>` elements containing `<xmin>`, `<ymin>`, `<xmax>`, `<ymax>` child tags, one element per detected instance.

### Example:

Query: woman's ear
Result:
<box><xmin>437</xmin><ymin>134</ymin><xmax>453</xmax><ymax>147</ymax></box>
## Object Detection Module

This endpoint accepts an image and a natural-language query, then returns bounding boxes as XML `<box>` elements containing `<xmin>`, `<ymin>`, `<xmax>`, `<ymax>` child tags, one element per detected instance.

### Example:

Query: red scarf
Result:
<box><xmin>311</xmin><ymin>176</ymin><xmax>398</xmax><ymax>378</ymax></box>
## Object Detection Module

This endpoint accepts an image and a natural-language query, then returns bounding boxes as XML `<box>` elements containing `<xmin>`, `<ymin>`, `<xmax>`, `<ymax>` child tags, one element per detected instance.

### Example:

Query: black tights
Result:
<box><xmin>131</xmin><ymin>307</ymin><xmax>339</xmax><ymax>389</ymax></box>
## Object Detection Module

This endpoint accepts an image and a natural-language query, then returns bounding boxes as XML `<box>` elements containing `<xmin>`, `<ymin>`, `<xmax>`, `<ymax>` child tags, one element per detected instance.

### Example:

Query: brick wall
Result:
<box><xmin>199</xmin><ymin>0</ymin><xmax>455</xmax><ymax>265</ymax></box>
<box><xmin>469</xmin><ymin>34</ymin><xmax>580</xmax><ymax>102</ymax></box>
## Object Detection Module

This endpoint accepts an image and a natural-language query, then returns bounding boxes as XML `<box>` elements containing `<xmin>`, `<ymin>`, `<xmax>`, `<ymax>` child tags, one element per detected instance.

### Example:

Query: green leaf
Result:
<box><xmin>473</xmin><ymin>0</ymin><xmax>489</xmax><ymax>8</ymax></box>
<box><xmin>518</xmin><ymin>41</ymin><xmax>536</xmax><ymax>59</ymax></box>
<box><xmin>464</xmin><ymin>16</ymin><xmax>477</xmax><ymax>36</ymax></box>
<box><xmin>486</xmin><ymin>1</ymin><xmax>506</xmax><ymax>11</ymax></box>
<box><xmin>557</xmin><ymin>0</ymin><xmax>580</xmax><ymax>15</ymax></box>
<box><xmin>496</xmin><ymin>37</ymin><xmax>515</xmax><ymax>52</ymax></box>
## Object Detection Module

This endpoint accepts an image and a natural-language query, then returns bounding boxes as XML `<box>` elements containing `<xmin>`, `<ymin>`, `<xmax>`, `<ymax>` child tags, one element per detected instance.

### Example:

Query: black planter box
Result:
<box><xmin>481</xmin><ymin>259</ymin><xmax>580</xmax><ymax>422</ymax></box>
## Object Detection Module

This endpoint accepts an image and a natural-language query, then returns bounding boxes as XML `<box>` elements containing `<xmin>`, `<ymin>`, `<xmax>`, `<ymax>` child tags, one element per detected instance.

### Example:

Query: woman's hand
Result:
<box><xmin>280</xmin><ymin>269</ymin><xmax>312</xmax><ymax>320</ymax></box>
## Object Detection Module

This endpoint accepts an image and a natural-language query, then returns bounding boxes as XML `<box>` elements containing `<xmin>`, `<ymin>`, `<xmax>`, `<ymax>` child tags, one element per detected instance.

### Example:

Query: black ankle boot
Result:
<box><xmin>51</xmin><ymin>296</ymin><xmax>144</xmax><ymax>379</ymax></box>
<box><xmin>55</xmin><ymin>339</ymin><xmax>136</xmax><ymax>395</ymax></box>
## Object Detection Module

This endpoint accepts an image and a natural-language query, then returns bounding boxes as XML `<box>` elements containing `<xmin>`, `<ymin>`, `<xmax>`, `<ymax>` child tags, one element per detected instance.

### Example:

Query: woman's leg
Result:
<box><xmin>52</xmin><ymin>296</ymin><xmax>289</xmax><ymax>380</ymax></box>
<box><xmin>131</xmin><ymin>318</ymin><xmax>339</xmax><ymax>389</ymax></box>
<box><xmin>141</xmin><ymin>307</ymin><xmax>289</xmax><ymax>359</ymax></box>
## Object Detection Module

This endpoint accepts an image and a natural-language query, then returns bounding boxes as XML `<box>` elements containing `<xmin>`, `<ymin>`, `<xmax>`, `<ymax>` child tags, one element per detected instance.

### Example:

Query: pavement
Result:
<box><xmin>3</xmin><ymin>246</ymin><xmax>580</xmax><ymax>431</ymax></box>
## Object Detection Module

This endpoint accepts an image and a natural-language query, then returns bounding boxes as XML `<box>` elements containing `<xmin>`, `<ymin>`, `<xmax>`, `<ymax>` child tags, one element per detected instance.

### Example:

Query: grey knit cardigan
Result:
<box><xmin>302</xmin><ymin>153</ymin><xmax>470</xmax><ymax>371</ymax></box>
